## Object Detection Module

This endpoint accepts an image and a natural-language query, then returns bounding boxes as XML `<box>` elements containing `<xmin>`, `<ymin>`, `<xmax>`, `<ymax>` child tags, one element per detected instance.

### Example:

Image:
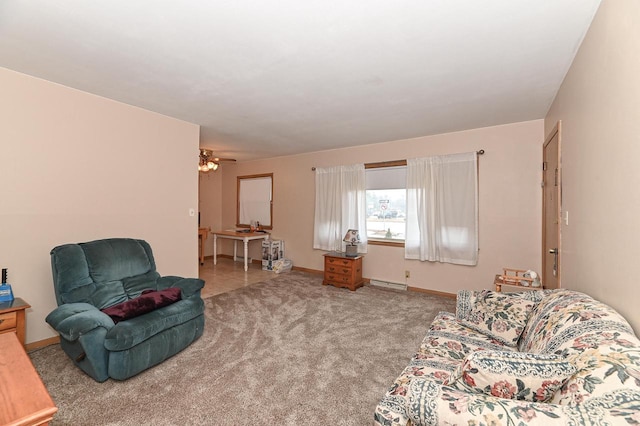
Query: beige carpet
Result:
<box><xmin>30</xmin><ymin>271</ymin><xmax>455</xmax><ymax>425</ymax></box>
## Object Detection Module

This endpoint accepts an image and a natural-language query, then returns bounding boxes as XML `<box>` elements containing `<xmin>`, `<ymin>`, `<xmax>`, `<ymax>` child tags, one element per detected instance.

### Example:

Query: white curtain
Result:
<box><xmin>405</xmin><ymin>152</ymin><xmax>478</xmax><ymax>265</ymax></box>
<box><xmin>313</xmin><ymin>164</ymin><xmax>368</xmax><ymax>252</ymax></box>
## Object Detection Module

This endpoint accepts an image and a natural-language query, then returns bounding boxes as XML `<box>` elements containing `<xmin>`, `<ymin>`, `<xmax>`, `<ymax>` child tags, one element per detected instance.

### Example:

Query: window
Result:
<box><xmin>405</xmin><ymin>152</ymin><xmax>478</xmax><ymax>265</ymax></box>
<box><xmin>365</xmin><ymin>161</ymin><xmax>407</xmax><ymax>243</ymax></box>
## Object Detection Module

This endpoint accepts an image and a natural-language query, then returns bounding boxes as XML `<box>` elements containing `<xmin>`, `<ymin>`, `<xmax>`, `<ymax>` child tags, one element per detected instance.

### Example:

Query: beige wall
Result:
<box><xmin>0</xmin><ymin>67</ymin><xmax>200</xmax><ymax>344</ymax></box>
<box><xmin>207</xmin><ymin>120</ymin><xmax>543</xmax><ymax>294</ymax></box>
<box><xmin>199</xmin><ymin>167</ymin><xmax>223</xmax><ymax>255</ymax></box>
<box><xmin>545</xmin><ymin>0</ymin><xmax>640</xmax><ymax>333</ymax></box>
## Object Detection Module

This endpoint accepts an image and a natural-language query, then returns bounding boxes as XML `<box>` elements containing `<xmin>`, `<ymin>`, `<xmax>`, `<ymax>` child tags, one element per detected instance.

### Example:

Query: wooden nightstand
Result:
<box><xmin>0</xmin><ymin>297</ymin><xmax>30</xmax><ymax>348</ymax></box>
<box><xmin>322</xmin><ymin>252</ymin><xmax>364</xmax><ymax>291</ymax></box>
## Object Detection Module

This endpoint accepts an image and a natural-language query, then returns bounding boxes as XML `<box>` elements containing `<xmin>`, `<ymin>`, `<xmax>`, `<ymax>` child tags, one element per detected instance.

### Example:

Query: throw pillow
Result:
<box><xmin>101</xmin><ymin>287</ymin><xmax>182</xmax><ymax>324</ymax></box>
<box><xmin>445</xmin><ymin>350</ymin><xmax>577</xmax><ymax>402</ymax></box>
<box><xmin>460</xmin><ymin>290</ymin><xmax>534</xmax><ymax>346</ymax></box>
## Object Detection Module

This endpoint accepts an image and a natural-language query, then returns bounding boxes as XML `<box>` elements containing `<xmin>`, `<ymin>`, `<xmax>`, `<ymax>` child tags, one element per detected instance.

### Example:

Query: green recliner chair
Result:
<box><xmin>46</xmin><ymin>238</ymin><xmax>205</xmax><ymax>382</ymax></box>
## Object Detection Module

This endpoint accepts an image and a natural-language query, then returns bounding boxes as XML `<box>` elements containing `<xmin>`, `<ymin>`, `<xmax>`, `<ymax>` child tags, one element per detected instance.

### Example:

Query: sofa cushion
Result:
<box><xmin>101</xmin><ymin>287</ymin><xmax>182</xmax><ymax>324</ymax></box>
<box><xmin>104</xmin><ymin>296</ymin><xmax>204</xmax><ymax>351</ymax></box>
<box><xmin>519</xmin><ymin>291</ymin><xmax>640</xmax><ymax>406</ymax></box>
<box><xmin>50</xmin><ymin>244</ymin><xmax>95</xmax><ymax>306</ymax></box>
<box><xmin>421</xmin><ymin>312</ymin><xmax>515</xmax><ymax>362</ymax></box>
<box><xmin>122</xmin><ymin>271</ymin><xmax>161</xmax><ymax>298</ymax></box>
<box><xmin>385</xmin><ymin>312</ymin><xmax>517</xmax><ymax>402</ymax></box>
<box><xmin>52</xmin><ymin>239</ymin><xmax>159</xmax><ymax>309</ymax></box>
<box><xmin>456</xmin><ymin>289</ymin><xmax>548</xmax><ymax>321</ymax></box>
<box><xmin>459</xmin><ymin>290</ymin><xmax>535</xmax><ymax>346</ymax></box>
<box><xmin>81</xmin><ymin>239</ymin><xmax>154</xmax><ymax>283</ymax></box>
<box><xmin>446</xmin><ymin>350</ymin><xmax>577</xmax><ymax>402</ymax></box>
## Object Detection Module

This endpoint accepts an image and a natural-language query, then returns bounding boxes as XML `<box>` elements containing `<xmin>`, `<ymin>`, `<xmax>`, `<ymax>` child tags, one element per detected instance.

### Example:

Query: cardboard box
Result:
<box><xmin>262</xmin><ymin>240</ymin><xmax>285</xmax><ymax>270</ymax></box>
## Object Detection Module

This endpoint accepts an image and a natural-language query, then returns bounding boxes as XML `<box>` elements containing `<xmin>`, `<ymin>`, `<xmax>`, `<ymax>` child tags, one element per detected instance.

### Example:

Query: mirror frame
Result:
<box><xmin>236</xmin><ymin>173</ymin><xmax>273</xmax><ymax>230</ymax></box>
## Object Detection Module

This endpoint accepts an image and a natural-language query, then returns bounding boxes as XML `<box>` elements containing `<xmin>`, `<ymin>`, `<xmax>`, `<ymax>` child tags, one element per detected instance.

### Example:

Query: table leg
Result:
<box><xmin>233</xmin><ymin>241</ymin><xmax>238</xmax><ymax>261</ymax></box>
<box><xmin>213</xmin><ymin>234</ymin><xmax>218</xmax><ymax>266</ymax></box>
<box><xmin>243</xmin><ymin>238</ymin><xmax>249</xmax><ymax>271</ymax></box>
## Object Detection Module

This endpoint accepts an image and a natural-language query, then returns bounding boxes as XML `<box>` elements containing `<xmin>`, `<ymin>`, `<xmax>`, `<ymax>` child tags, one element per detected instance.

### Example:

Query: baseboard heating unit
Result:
<box><xmin>234</xmin><ymin>256</ymin><xmax>252</xmax><ymax>263</ymax></box>
<box><xmin>369</xmin><ymin>279</ymin><xmax>407</xmax><ymax>291</ymax></box>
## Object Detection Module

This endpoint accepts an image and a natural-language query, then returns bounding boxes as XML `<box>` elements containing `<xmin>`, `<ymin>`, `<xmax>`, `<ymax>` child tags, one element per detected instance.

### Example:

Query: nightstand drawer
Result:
<box><xmin>325</xmin><ymin>257</ymin><xmax>355</xmax><ymax>266</ymax></box>
<box><xmin>325</xmin><ymin>264</ymin><xmax>353</xmax><ymax>274</ymax></box>
<box><xmin>325</xmin><ymin>257</ymin><xmax>353</xmax><ymax>268</ymax></box>
<box><xmin>325</xmin><ymin>273</ymin><xmax>351</xmax><ymax>284</ymax></box>
<box><xmin>0</xmin><ymin>312</ymin><xmax>17</xmax><ymax>331</ymax></box>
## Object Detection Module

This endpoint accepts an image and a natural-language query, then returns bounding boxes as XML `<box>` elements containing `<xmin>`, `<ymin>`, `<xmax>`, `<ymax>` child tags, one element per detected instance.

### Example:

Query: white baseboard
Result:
<box><xmin>369</xmin><ymin>279</ymin><xmax>407</xmax><ymax>291</ymax></box>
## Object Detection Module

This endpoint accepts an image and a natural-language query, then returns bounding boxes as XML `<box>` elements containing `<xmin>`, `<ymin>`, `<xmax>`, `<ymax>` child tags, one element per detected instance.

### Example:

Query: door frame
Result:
<box><xmin>542</xmin><ymin>121</ymin><xmax>562</xmax><ymax>288</ymax></box>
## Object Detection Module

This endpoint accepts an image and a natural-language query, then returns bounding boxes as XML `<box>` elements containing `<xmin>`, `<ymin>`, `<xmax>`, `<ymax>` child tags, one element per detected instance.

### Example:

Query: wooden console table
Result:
<box><xmin>0</xmin><ymin>332</ymin><xmax>57</xmax><ymax>425</ymax></box>
<box><xmin>212</xmin><ymin>230</ymin><xmax>270</xmax><ymax>271</ymax></box>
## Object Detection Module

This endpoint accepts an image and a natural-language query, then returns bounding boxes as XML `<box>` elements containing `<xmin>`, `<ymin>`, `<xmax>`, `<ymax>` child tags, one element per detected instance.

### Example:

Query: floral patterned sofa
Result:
<box><xmin>374</xmin><ymin>289</ymin><xmax>640</xmax><ymax>425</ymax></box>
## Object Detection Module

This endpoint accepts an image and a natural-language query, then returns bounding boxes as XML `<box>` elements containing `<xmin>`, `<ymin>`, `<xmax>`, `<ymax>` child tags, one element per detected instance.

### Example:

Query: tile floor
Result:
<box><xmin>198</xmin><ymin>256</ymin><xmax>275</xmax><ymax>298</ymax></box>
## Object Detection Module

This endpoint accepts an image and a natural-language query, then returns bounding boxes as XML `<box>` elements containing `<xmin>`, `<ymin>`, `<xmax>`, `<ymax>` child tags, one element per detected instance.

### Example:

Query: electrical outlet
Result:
<box><xmin>405</xmin><ymin>270</ymin><xmax>410</xmax><ymax>279</ymax></box>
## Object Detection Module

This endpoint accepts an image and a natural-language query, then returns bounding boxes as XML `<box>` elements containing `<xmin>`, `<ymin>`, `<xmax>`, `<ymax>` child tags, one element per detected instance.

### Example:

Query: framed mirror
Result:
<box><xmin>237</xmin><ymin>173</ymin><xmax>273</xmax><ymax>229</ymax></box>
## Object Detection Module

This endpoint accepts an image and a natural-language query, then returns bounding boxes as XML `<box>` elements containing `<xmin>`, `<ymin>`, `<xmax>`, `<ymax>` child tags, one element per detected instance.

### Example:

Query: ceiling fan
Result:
<box><xmin>198</xmin><ymin>148</ymin><xmax>236</xmax><ymax>172</ymax></box>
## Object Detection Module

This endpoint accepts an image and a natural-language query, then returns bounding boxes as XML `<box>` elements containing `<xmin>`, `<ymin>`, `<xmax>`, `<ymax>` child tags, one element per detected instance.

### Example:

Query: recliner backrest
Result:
<box><xmin>51</xmin><ymin>238</ymin><xmax>160</xmax><ymax>309</ymax></box>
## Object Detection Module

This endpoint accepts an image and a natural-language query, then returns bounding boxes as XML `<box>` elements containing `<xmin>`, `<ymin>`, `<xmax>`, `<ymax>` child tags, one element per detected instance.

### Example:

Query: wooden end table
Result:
<box><xmin>322</xmin><ymin>252</ymin><xmax>365</xmax><ymax>291</ymax></box>
<box><xmin>0</xmin><ymin>297</ymin><xmax>30</xmax><ymax>348</ymax></box>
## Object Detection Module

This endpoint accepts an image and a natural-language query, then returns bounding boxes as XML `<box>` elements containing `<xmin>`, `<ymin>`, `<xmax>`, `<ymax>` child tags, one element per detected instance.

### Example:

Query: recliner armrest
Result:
<box><xmin>157</xmin><ymin>276</ymin><xmax>204</xmax><ymax>298</ymax></box>
<box><xmin>46</xmin><ymin>303</ymin><xmax>115</xmax><ymax>341</ymax></box>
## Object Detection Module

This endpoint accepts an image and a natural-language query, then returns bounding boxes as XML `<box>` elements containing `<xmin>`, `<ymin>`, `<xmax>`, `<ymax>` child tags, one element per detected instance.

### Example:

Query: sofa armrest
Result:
<box><xmin>157</xmin><ymin>276</ymin><xmax>204</xmax><ymax>298</ymax></box>
<box><xmin>455</xmin><ymin>290</ymin><xmax>478</xmax><ymax>320</ymax></box>
<box><xmin>46</xmin><ymin>303</ymin><xmax>115</xmax><ymax>341</ymax></box>
<box><xmin>406</xmin><ymin>378</ymin><xmax>640</xmax><ymax>426</ymax></box>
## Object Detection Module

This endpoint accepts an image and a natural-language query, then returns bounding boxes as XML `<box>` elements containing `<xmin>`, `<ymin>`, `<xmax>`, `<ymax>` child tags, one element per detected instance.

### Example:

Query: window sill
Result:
<box><xmin>367</xmin><ymin>239</ymin><xmax>405</xmax><ymax>248</ymax></box>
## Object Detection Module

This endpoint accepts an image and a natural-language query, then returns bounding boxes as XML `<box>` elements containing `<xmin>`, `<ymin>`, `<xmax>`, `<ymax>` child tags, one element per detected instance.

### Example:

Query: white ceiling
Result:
<box><xmin>0</xmin><ymin>1</ymin><xmax>601</xmax><ymax>161</ymax></box>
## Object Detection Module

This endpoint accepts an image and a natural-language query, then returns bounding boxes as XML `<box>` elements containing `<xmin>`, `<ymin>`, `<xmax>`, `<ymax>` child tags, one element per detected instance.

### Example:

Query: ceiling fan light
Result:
<box><xmin>199</xmin><ymin>148</ymin><xmax>231</xmax><ymax>172</ymax></box>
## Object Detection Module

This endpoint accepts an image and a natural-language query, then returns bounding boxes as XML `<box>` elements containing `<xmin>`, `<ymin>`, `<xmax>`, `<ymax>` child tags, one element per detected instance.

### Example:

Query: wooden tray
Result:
<box><xmin>500</xmin><ymin>268</ymin><xmax>534</xmax><ymax>285</ymax></box>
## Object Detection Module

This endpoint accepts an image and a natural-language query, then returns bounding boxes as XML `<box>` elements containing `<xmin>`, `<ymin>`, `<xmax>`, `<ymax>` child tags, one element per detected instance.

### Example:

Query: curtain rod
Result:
<box><xmin>311</xmin><ymin>149</ymin><xmax>485</xmax><ymax>171</ymax></box>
